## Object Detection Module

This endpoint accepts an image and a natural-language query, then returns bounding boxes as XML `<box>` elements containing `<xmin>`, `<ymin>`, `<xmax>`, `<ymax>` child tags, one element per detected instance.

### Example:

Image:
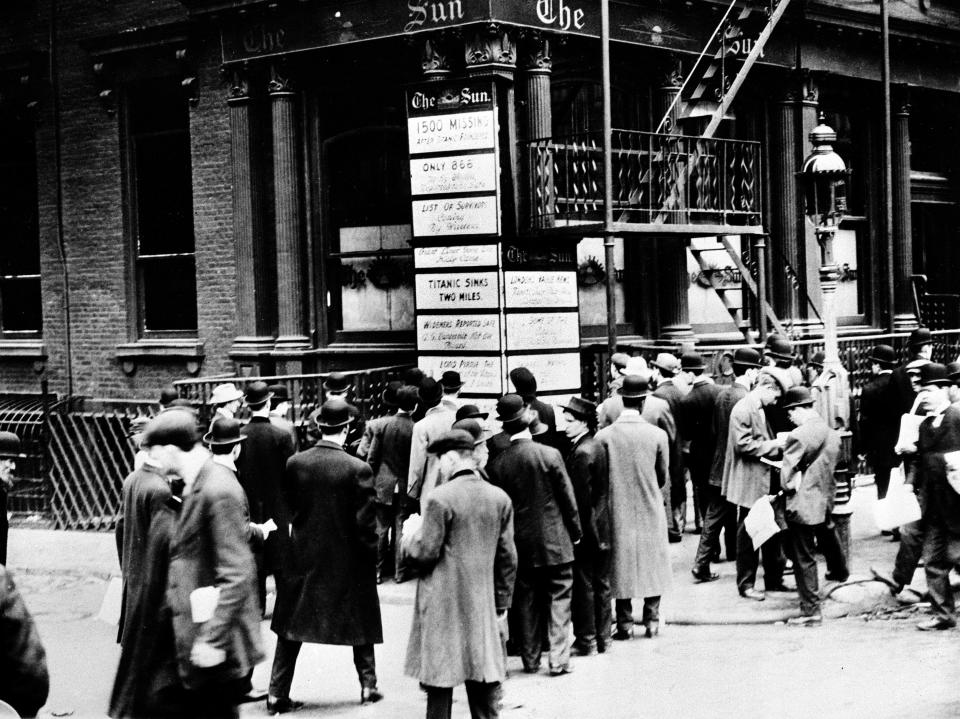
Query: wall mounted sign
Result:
<box><xmin>417</xmin><ymin>313</ymin><xmax>501</xmax><ymax>352</ymax></box>
<box><xmin>506</xmin><ymin>352</ymin><xmax>581</xmax><ymax>393</ymax></box>
<box><xmin>414</xmin><ymin>271</ymin><xmax>499</xmax><ymax>310</ymax></box>
<box><xmin>504</xmin><ymin>271</ymin><xmax>578</xmax><ymax>308</ymax></box>
<box><xmin>409</xmin><ymin>153</ymin><xmax>498</xmax><ymax>195</ymax></box>
<box><xmin>506</xmin><ymin>312</ymin><xmax>579</xmax><ymax>351</ymax></box>
<box><xmin>414</xmin><ymin>244</ymin><xmax>499</xmax><ymax>269</ymax></box>
<box><xmin>406</xmin><ymin>112</ymin><xmax>497</xmax><ymax>154</ymax></box>
<box><xmin>419</xmin><ymin>355</ymin><xmax>505</xmax><ymax>395</ymax></box>
<box><xmin>412</xmin><ymin>196</ymin><xmax>499</xmax><ymax>237</ymax></box>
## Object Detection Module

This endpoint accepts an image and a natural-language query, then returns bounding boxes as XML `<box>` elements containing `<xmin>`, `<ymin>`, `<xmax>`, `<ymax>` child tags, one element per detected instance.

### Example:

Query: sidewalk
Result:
<box><xmin>7</xmin><ymin>481</ymin><xmax>909</xmax><ymax>624</ymax></box>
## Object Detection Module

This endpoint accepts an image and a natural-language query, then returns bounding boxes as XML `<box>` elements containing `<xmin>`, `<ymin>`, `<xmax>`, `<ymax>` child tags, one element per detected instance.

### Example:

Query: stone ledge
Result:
<box><xmin>114</xmin><ymin>339</ymin><xmax>205</xmax><ymax>376</ymax></box>
<box><xmin>0</xmin><ymin>339</ymin><xmax>47</xmax><ymax>360</ymax></box>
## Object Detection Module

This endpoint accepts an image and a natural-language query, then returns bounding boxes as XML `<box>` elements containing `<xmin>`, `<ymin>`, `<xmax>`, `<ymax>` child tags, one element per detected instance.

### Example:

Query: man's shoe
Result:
<box><xmin>691</xmin><ymin>569</ymin><xmax>720</xmax><ymax>583</ymax></box>
<box><xmin>917</xmin><ymin>617</ymin><xmax>956</xmax><ymax>631</ymax></box>
<box><xmin>870</xmin><ymin>567</ymin><xmax>903</xmax><ymax>594</ymax></box>
<box><xmin>549</xmin><ymin>664</ymin><xmax>574</xmax><ymax>676</ymax></box>
<box><xmin>644</xmin><ymin>620</ymin><xmax>659</xmax><ymax>638</ymax></box>
<box><xmin>240</xmin><ymin>690</ymin><xmax>268</xmax><ymax>704</ymax></box>
<box><xmin>521</xmin><ymin>664</ymin><xmax>541</xmax><ymax>674</ymax></box>
<box><xmin>267</xmin><ymin>697</ymin><xmax>304</xmax><ymax>715</ymax></box>
<box><xmin>824</xmin><ymin>572</ymin><xmax>849</xmax><ymax>583</ymax></box>
<box><xmin>668</xmin><ymin>532</ymin><xmax>683</xmax><ymax>544</ymax></box>
<box><xmin>360</xmin><ymin>686</ymin><xmax>384</xmax><ymax>704</ymax></box>
<box><xmin>612</xmin><ymin>628</ymin><xmax>634</xmax><ymax>641</ymax></box>
<box><xmin>765</xmin><ymin>583</ymin><xmax>792</xmax><ymax>593</ymax></box>
<box><xmin>786</xmin><ymin>613</ymin><xmax>822</xmax><ymax>627</ymax></box>
<box><xmin>571</xmin><ymin>641</ymin><xmax>595</xmax><ymax>657</ymax></box>
<box><xmin>740</xmin><ymin>588</ymin><xmax>766</xmax><ymax>602</ymax></box>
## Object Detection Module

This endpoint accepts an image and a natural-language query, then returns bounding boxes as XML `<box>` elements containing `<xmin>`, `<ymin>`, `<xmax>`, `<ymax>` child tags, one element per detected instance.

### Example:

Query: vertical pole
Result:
<box><xmin>756</xmin><ymin>234</ymin><xmax>768</xmax><ymax>343</ymax></box>
<box><xmin>881</xmin><ymin>0</ymin><xmax>895</xmax><ymax>333</ymax></box>
<box><xmin>601</xmin><ymin>0</ymin><xmax>617</xmax><ymax>358</ymax></box>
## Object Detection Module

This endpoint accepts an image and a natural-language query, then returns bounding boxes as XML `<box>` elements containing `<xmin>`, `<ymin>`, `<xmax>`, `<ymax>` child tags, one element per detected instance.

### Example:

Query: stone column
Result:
<box><xmin>769</xmin><ymin>85</ymin><xmax>800</xmax><ymax>321</ymax></box>
<box><xmin>892</xmin><ymin>88</ymin><xmax>916</xmax><ymax>329</ymax></box>
<box><xmin>656</xmin><ymin>63</ymin><xmax>693</xmax><ymax>339</ymax></box>
<box><xmin>521</xmin><ymin>32</ymin><xmax>552</xmax><ymax>230</ymax></box>
<box><xmin>228</xmin><ymin>67</ymin><xmax>274</xmax><ymax>356</ymax></box>
<box><xmin>522</xmin><ymin>32</ymin><xmax>552</xmax><ymax>140</ymax></box>
<box><xmin>797</xmin><ymin>71</ymin><xmax>824</xmax><ymax>328</ymax></box>
<box><xmin>269</xmin><ymin>63</ymin><xmax>310</xmax><ymax>352</ymax></box>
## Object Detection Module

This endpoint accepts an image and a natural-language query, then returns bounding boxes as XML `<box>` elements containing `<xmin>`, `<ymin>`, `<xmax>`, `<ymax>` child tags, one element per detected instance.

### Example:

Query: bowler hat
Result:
<box><xmin>0</xmin><ymin>431</ymin><xmax>24</xmax><ymax>459</ymax></box>
<box><xmin>781</xmin><ymin>386</ymin><xmax>815</xmax><ymax>409</ymax></box>
<box><xmin>619</xmin><ymin>374</ymin><xmax>650</xmax><ymax>398</ymax></box>
<box><xmin>142</xmin><ymin>409</ymin><xmax>201</xmax><ymax>450</ymax></box>
<box><xmin>403</xmin><ymin>367</ymin><xmax>425</xmax><ymax>387</ymax></box>
<box><xmin>418</xmin><ymin>377</ymin><xmax>444</xmax><ymax>406</ymax></box>
<box><xmin>268</xmin><ymin>383</ymin><xmax>290</xmax><ymax>402</ymax></box>
<box><xmin>203</xmin><ymin>417</ymin><xmax>247</xmax><ymax>447</ymax></box>
<box><xmin>456</xmin><ymin>404</ymin><xmax>489</xmax><ymax>422</ymax></box>
<box><xmin>808</xmin><ymin>352</ymin><xmax>826</xmax><ymax>369</ymax></box>
<box><xmin>380</xmin><ymin>380</ymin><xmax>404</xmax><ymax>407</ymax></box>
<box><xmin>452</xmin><ymin>418</ymin><xmax>488</xmax><ymax>445</ymax></box>
<box><xmin>244</xmin><ymin>380</ymin><xmax>273</xmax><ymax>407</ymax></box>
<box><xmin>159</xmin><ymin>386</ymin><xmax>179</xmax><ymax>407</ymax></box>
<box><xmin>509</xmin><ymin>367</ymin><xmax>538</xmax><ymax>397</ymax></box>
<box><xmin>610</xmin><ymin>352</ymin><xmax>630</xmax><ymax>371</ymax></box>
<box><xmin>908</xmin><ymin>327</ymin><xmax>933</xmax><ymax>349</ymax></box>
<box><xmin>496</xmin><ymin>394</ymin><xmax>527</xmax><ymax>424</ymax></box>
<box><xmin>946</xmin><ymin>362</ymin><xmax>960</xmax><ymax>381</ymax></box>
<box><xmin>560</xmin><ymin>396</ymin><xmax>598</xmax><ymax>422</ymax></box>
<box><xmin>765</xmin><ymin>336</ymin><xmax>795</xmax><ymax>362</ymax></box>
<box><xmin>314</xmin><ymin>398</ymin><xmax>355</xmax><ymax>430</ymax></box>
<box><xmin>906</xmin><ymin>358</ymin><xmax>930</xmax><ymax>373</ymax></box>
<box><xmin>732</xmin><ymin>348</ymin><xmax>762</xmax><ymax>368</ymax></box>
<box><xmin>427</xmin><ymin>429</ymin><xmax>476</xmax><ymax>455</ymax></box>
<box><xmin>919</xmin><ymin>363</ymin><xmax>951</xmax><ymax>387</ymax></box>
<box><xmin>651</xmin><ymin>353</ymin><xmax>680</xmax><ymax>375</ymax></box>
<box><xmin>396</xmin><ymin>386</ymin><xmax>419</xmax><ymax>412</ymax></box>
<box><xmin>680</xmin><ymin>352</ymin><xmax>705</xmax><ymax>371</ymax></box>
<box><xmin>868</xmin><ymin>344</ymin><xmax>897</xmax><ymax>367</ymax></box>
<box><xmin>440</xmin><ymin>371</ymin><xmax>464</xmax><ymax>391</ymax></box>
<box><xmin>208</xmin><ymin>382</ymin><xmax>244</xmax><ymax>406</ymax></box>
<box><xmin>323</xmin><ymin>372</ymin><xmax>351</xmax><ymax>393</ymax></box>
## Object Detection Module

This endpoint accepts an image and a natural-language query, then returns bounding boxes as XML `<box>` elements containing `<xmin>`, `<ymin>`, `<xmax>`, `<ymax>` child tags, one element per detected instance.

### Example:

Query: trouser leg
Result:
<box><xmin>692</xmin><ymin>485</ymin><xmax>725</xmax><ymax>574</ymax></box>
<box><xmin>464</xmin><ymin>681</ymin><xmax>501</xmax><ymax>719</ymax></box>
<box><xmin>735</xmin><ymin>507</ymin><xmax>759</xmax><ymax>594</ymax></box>
<box><xmin>892</xmin><ymin>517</ymin><xmax>927</xmax><ymax>588</ymax></box>
<box><xmin>594</xmin><ymin>550</ymin><xmax>612</xmax><ymax>651</ymax></box>
<box><xmin>546</xmin><ymin>563</ymin><xmax>573</xmax><ymax>670</ymax></box>
<box><xmin>788</xmin><ymin>522</ymin><xmax>820</xmax><ymax>616</ymax></box>
<box><xmin>615</xmin><ymin>598</ymin><xmax>633</xmax><ymax>633</ymax></box>
<box><xmin>817</xmin><ymin>519</ymin><xmax>849</xmax><ymax>580</ymax></box>
<box><xmin>874</xmin><ymin>464</ymin><xmax>893</xmax><ymax>500</ymax></box>
<box><xmin>514</xmin><ymin>566</ymin><xmax>542</xmax><ymax>671</ymax></box>
<box><xmin>181</xmin><ymin>682</ymin><xmax>242</xmax><ymax>719</ymax></box>
<box><xmin>571</xmin><ymin>549</ymin><xmax>596</xmax><ymax>649</ymax></box>
<box><xmin>353</xmin><ymin>644</ymin><xmax>377</xmax><ymax>689</ymax></box>
<box><xmin>424</xmin><ymin>686</ymin><xmax>453</xmax><ymax>719</ymax></box>
<box><xmin>760</xmin><ymin>532</ymin><xmax>785</xmax><ymax>589</ymax></box>
<box><xmin>641</xmin><ymin>596</ymin><xmax>661</xmax><ymax>624</ymax></box>
<box><xmin>723</xmin><ymin>500</ymin><xmax>738</xmax><ymax>560</ymax></box>
<box><xmin>923</xmin><ymin>521</ymin><xmax>960</xmax><ymax>623</ymax></box>
<box><xmin>268</xmin><ymin>637</ymin><xmax>302</xmax><ymax>699</ymax></box>
<box><xmin>374</xmin><ymin>501</ymin><xmax>394</xmax><ymax>580</ymax></box>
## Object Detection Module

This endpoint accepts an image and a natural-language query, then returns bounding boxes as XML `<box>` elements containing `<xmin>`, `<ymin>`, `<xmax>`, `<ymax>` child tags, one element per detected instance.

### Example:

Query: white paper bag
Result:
<box><xmin>744</xmin><ymin>496</ymin><xmax>780</xmax><ymax>548</ymax></box>
<box><xmin>97</xmin><ymin>576</ymin><xmax>123</xmax><ymax>625</ymax></box>
<box><xmin>189</xmin><ymin>586</ymin><xmax>220</xmax><ymax>624</ymax></box>
<box><xmin>874</xmin><ymin>474</ymin><xmax>922</xmax><ymax>531</ymax></box>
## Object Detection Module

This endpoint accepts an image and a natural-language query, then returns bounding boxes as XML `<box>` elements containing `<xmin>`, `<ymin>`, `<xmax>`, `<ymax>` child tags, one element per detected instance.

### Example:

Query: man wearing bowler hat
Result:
<box><xmin>439</xmin><ymin>371</ymin><xmax>464</xmax><ymax>412</ymax></box>
<box><xmin>560</xmin><ymin>397</ymin><xmax>611</xmax><ymax>656</ymax></box>
<box><xmin>679</xmin><ymin>352</ymin><xmax>719</xmax><ymax>534</ymax></box>
<box><xmin>323</xmin><ymin>372</ymin><xmax>365</xmax><ymax>455</ymax></box>
<box><xmin>0</xmin><ymin>431</ymin><xmax>23</xmax><ymax>565</ymax></box>
<box><xmin>357</xmin><ymin>381</ymin><xmax>403</xmax><ymax>461</ymax></box>
<box><xmin>487</xmin><ymin>394</ymin><xmax>581</xmax><ymax>676</ymax></box>
<box><xmin>858</xmin><ymin>344</ymin><xmax>901</xmax><ymax>502</ymax></box>
<box><xmin>779</xmin><ymin>386</ymin><xmax>847</xmax><ymax>626</ymax></box>
<box><xmin>268</xmin><ymin>384</ymin><xmax>299</xmax><ymax>451</ymax></box>
<box><xmin>891</xmin><ymin>328</ymin><xmax>934</xmax><ymax>414</ymax></box>
<box><xmin>596</xmin><ymin>375</ymin><xmax>671</xmax><ymax>640</ymax></box>
<box><xmin>509</xmin><ymin>367</ymin><xmax>557</xmax><ymax>436</ymax></box>
<box><xmin>408</xmin><ymin>377</ymin><xmax>457</xmax><ymax>505</ymax></box>
<box><xmin>268</xmin><ymin>398</ymin><xmax>383</xmax><ymax>713</ymax></box>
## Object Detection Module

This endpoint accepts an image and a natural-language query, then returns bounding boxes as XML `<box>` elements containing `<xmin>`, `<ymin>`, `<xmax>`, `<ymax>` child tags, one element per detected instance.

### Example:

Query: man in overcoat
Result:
<box><xmin>679</xmin><ymin>352</ymin><xmax>720</xmax><ymax>533</ymax></box>
<box><xmin>690</xmin><ymin>348</ymin><xmax>761</xmax><ymax>581</ymax></box>
<box><xmin>487</xmin><ymin>394</ymin><xmax>581</xmax><ymax>676</ymax></box>
<box><xmin>403</xmin><ymin>429</ymin><xmax>517</xmax><ymax>719</ymax></box>
<box><xmin>648</xmin><ymin>353</ymin><xmax>686</xmax><ymax>540</ymax></box>
<box><xmin>0</xmin><ymin>430</ymin><xmax>24</xmax><ymax>566</ymax></box>
<box><xmin>779</xmin><ymin>387</ymin><xmax>847</xmax><ymax>625</ymax></box>
<box><xmin>595</xmin><ymin>374</ymin><xmax>672</xmax><ymax>640</ymax></box>
<box><xmin>0</xmin><ymin>566</ymin><xmax>49</xmax><ymax>719</ymax></box>
<box><xmin>858</xmin><ymin>344</ymin><xmax>901</xmax><ymax>502</ymax></box>
<box><xmin>268</xmin><ymin>398</ymin><xmax>383</xmax><ymax>713</ymax></box>
<box><xmin>408</xmin><ymin>377</ymin><xmax>456</xmax><ymax>505</ymax></box>
<box><xmin>891</xmin><ymin>328</ymin><xmax>933</xmax><ymax>414</ymax></box>
<box><xmin>723</xmin><ymin>372</ymin><xmax>787</xmax><ymax>601</ymax></box>
<box><xmin>357</xmin><ymin>381</ymin><xmax>402</xmax><ymax>461</ymax></box>
<box><xmin>144</xmin><ymin>410</ymin><xmax>265</xmax><ymax>719</ymax></box>
<box><xmin>560</xmin><ymin>397</ymin><xmax>611</xmax><ymax>656</ymax></box>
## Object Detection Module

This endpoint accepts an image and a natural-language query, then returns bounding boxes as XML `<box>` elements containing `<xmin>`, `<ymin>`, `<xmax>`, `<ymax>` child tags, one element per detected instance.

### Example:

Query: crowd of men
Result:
<box><xmin>5</xmin><ymin>327</ymin><xmax>960</xmax><ymax>718</ymax></box>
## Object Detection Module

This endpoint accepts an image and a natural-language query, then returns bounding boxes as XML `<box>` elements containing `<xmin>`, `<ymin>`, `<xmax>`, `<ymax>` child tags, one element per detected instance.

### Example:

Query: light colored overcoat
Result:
<box><xmin>781</xmin><ymin>414</ymin><xmax>840</xmax><ymax>525</ymax></box>
<box><xmin>596</xmin><ymin>411</ymin><xmax>672</xmax><ymax>598</ymax></box>
<box><xmin>721</xmin><ymin>393</ymin><xmax>780</xmax><ymax>508</ymax></box>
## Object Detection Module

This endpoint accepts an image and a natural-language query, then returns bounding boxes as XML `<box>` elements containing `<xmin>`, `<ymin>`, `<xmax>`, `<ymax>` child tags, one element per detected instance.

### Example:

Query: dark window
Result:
<box><xmin>0</xmin><ymin>111</ymin><xmax>41</xmax><ymax>335</ymax></box>
<box><xmin>127</xmin><ymin>79</ymin><xmax>197</xmax><ymax>334</ymax></box>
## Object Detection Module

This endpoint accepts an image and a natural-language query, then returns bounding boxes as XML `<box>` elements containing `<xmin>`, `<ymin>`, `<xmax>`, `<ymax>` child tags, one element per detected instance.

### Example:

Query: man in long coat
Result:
<box><xmin>723</xmin><ymin>373</ymin><xmax>787</xmax><ymax>601</ymax></box>
<box><xmin>269</xmin><ymin>399</ymin><xmax>383</xmax><ymax>712</ymax></box>
<box><xmin>678</xmin><ymin>352</ymin><xmax>719</xmax><ymax>533</ymax></box>
<box><xmin>596</xmin><ymin>374</ymin><xmax>672</xmax><ymax>640</ymax></box>
<box><xmin>0</xmin><ymin>566</ymin><xmax>49</xmax><ymax>719</ymax></box>
<box><xmin>408</xmin><ymin>378</ymin><xmax>456</xmax><ymax>505</ymax></box>
<box><xmin>858</xmin><ymin>344</ymin><xmax>901</xmax><ymax>501</ymax></box>
<box><xmin>403</xmin><ymin>429</ymin><xmax>517</xmax><ymax>719</ymax></box>
<box><xmin>487</xmin><ymin>394</ymin><xmax>581</xmax><ymax>676</ymax></box>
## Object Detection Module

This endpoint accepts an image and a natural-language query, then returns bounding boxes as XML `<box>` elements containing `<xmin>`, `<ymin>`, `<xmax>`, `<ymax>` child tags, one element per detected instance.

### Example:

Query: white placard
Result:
<box><xmin>414</xmin><ymin>244</ymin><xmax>499</xmax><ymax>269</ymax></box>
<box><xmin>413</xmin><ymin>196</ymin><xmax>499</xmax><ymax>237</ymax></box>
<box><xmin>415</xmin><ymin>271</ymin><xmax>499</xmax><ymax>310</ymax></box>
<box><xmin>506</xmin><ymin>312</ymin><xmax>580</xmax><ymax>351</ymax></box>
<box><xmin>420</xmin><ymin>355</ymin><xmax>505</xmax><ymax>395</ymax></box>
<box><xmin>507</xmin><ymin>353</ymin><xmax>581</xmax><ymax>393</ymax></box>
<box><xmin>410</xmin><ymin>153</ymin><xmax>498</xmax><ymax>195</ymax></box>
<box><xmin>504</xmin><ymin>271</ymin><xmax>578</xmax><ymax>308</ymax></box>
<box><xmin>417</xmin><ymin>314</ymin><xmax>501</xmax><ymax>352</ymax></box>
<box><xmin>407</xmin><ymin>111</ymin><xmax>497</xmax><ymax>154</ymax></box>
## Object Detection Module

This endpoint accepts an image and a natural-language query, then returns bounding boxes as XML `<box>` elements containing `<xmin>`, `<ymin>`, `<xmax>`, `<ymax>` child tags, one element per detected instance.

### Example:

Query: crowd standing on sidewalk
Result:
<box><xmin>5</xmin><ymin>328</ymin><xmax>960</xmax><ymax>718</ymax></box>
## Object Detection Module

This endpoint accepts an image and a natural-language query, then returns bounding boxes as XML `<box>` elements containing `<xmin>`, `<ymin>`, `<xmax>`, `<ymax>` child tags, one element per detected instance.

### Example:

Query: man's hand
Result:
<box><xmin>190</xmin><ymin>640</ymin><xmax>226</xmax><ymax>668</ymax></box>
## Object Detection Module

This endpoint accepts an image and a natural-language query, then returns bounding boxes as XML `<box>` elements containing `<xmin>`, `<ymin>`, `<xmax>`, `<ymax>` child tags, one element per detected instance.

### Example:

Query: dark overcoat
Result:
<box><xmin>564</xmin><ymin>433</ymin><xmax>610</xmax><ymax>553</ymax></box>
<box><xmin>781</xmin><ymin>415</ymin><xmax>840</xmax><ymax>525</ymax></box>
<box><xmin>858</xmin><ymin>372</ymin><xmax>900</xmax><ymax>468</ymax></box>
<box><xmin>917</xmin><ymin>406</ymin><xmax>960</xmax><ymax>534</ymax></box>
<box><xmin>488</xmin><ymin>438</ymin><xmax>581</xmax><ymax>568</ymax></box>
<box><xmin>237</xmin><ymin>416</ymin><xmax>296</xmax><ymax>524</ymax></box>
<box><xmin>681</xmin><ymin>379</ymin><xmax>721</xmax><ymax>484</ymax></box>
<box><xmin>166</xmin><ymin>459</ymin><xmax>265</xmax><ymax>690</ymax></box>
<box><xmin>0</xmin><ymin>566</ymin><xmax>49</xmax><ymax>718</ymax></box>
<box><xmin>367</xmin><ymin>412</ymin><xmax>415</xmax><ymax>504</ymax></box>
<box><xmin>709</xmin><ymin>382</ymin><xmax>748</xmax><ymax>487</ymax></box>
<box><xmin>271</xmin><ymin>441</ymin><xmax>383</xmax><ymax>645</ymax></box>
<box><xmin>109</xmin><ymin>466</ymin><xmax>178</xmax><ymax>718</ymax></box>
<box><xmin>404</xmin><ymin>469</ymin><xmax>517</xmax><ymax>687</ymax></box>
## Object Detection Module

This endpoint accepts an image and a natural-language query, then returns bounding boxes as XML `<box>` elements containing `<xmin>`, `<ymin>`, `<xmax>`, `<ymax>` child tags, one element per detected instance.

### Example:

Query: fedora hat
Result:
<box><xmin>203</xmin><ymin>417</ymin><xmax>246</xmax><ymax>447</ymax></box>
<box><xmin>509</xmin><ymin>367</ymin><xmax>537</xmax><ymax>397</ymax></box>
<box><xmin>560</xmin><ymin>396</ymin><xmax>597</xmax><ymax>422</ymax></box>
<box><xmin>624</xmin><ymin>356</ymin><xmax>649</xmax><ymax>377</ymax></box>
<box><xmin>452</xmin><ymin>418</ymin><xmax>488</xmax><ymax>445</ymax></box>
<box><xmin>380</xmin><ymin>380</ymin><xmax>404</xmax><ymax>407</ymax></box>
<box><xmin>267</xmin><ymin>383</ymin><xmax>290</xmax><ymax>402</ymax></box>
<box><xmin>440</xmin><ymin>371</ymin><xmax>464</xmax><ymax>391</ymax></box>
<box><xmin>496</xmin><ymin>394</ymin><xmax>527</xmax><ymax>424</ymax></box>
<box><xmin>908</xmin><ymin>327</ymin><xmax>933</xmax><ymax>349</ymax></box>
<box><xmin>765</xmin><ymin>336</ymin><xmax>795</xmax><ymax>362</ymax></box>
<box><xmin>395</xmin><ymin>386</ymin><xmax>419</xmax><ymax>412</ymax></box>
<box><xmin>919</xmin><ymin>363</ymin><xmax>951</xmax><ymax>387</ymax></box>
<box><xmin>651</xmin><ymin>353</ymin><xmax>680</xmax><ymax>375</ymax></box>
<box><xmin>868</xmin><ymin>344</ymin><xmax>897</xmax><ymax>367</ymax></box>
<box><xmin>244</xmin><ymin>380</ymin><xmax>273</xmax><ymax>406</ymax></box>
<box><xmin>619</xmin><ymin>374</ymin><xmax>650</xmax><ymax>398</ymax></box>
<box><xmin>323</xmin><ymin>372</ymin><xmax>351</xmax><ymax>393</ymax></box>
<box><xmin>732</xmin><ymin>347</ymin><xmax>762</xmax><ymax>368</ymax></box>
<box><xmin>808</xmin><ymin>351</ymin><xmax>826</xmax><ymax>369</ymax></box>
<box><xmin>456</xmin><ymin>404</ymin><xmax>489</xmax><ymax>422</ymax></box>
<box><xmin>208</xmin><ymin>382</ymin><xmax>244</xmax><ymax>406</ymax></box>
<box><xmin>142</xmin><ymin>409</ymin><xmax>201</xmax><ymax>450</ymax></box>
<box><xmin>0</xmin><ymin>431</ymin><xmax>25</xmax><ymax>459</ymax></box>
<box><xmin>314</xmin><ymin>398</ymin><xmax>355</xmax><ymax>430</ymax></box>
<box><xmin>418</xmin><ymin>377</ymin><xmax>444</xmax><ymax>406</ymax></box>
<box><xmin>427</xmin><ymin>429</ymin><xmax>476</xmax><ymax>455</ymax></box>
<box><xmin>680</xmin><ymin>352</ymin><xmax>705</xmax><ymax>371</ymax></box>
<box><xmin>781</xmin><ymin>386</ymin><xmax>815</xmax><ymax>409</ymax></box>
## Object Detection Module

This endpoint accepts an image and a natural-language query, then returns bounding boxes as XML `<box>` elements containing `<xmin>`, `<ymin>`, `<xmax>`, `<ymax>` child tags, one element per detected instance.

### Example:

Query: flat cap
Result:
<box><xmin>427</xmin><ymin>429</ymin><xmax>476</xmax><ymax>455</ymax></box>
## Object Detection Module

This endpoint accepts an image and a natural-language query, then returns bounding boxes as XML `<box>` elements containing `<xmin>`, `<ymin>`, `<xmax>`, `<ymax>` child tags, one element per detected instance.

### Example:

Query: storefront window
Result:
<box><xmin>577</xmin><ymin>237</ymin><xmax>626</xmax><ymax>331</ymax></box>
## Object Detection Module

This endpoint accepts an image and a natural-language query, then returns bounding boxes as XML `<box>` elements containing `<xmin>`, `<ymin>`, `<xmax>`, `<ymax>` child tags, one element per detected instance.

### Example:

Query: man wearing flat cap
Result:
<box><xmin>487</xmin><ymin>394</ymin><xmax>581</xmax><ymax>676</ymax></box>
<box><xmin>779</xmin><ymin>387</ymin><xmax>847</xmax><ymax>626</ymax></box>
<box><xmin>858</xmin><ymin>344</ymin><xmax>901</xmax><ymax>502</ymax></box>
<box><xmin>596</xmin><ymin>375</ymin><xmax>671</xmax><ymax>641</ymax></box>
<box><xmin>408</xmin><ymin>377</ymin><xmax>457</xmax><ymax>506</ymax></box>
<box><xmin>268</xmin><ymin>398</ymin><xmax>383</xmax><ymax>712</ymax></box>
<box><xmin>403</xmin><ymin>429</ymin><xmax>517</xmax><ymax>719</ymax></box>
<box><xmin>0</xmin><ymin>431</ymin><xmax>22</xmax><ymax>565</ymax></box>
<box><xmin>561</xmin><ymin>397</ymin><xmax>611</xmax><ymax>656</ymax></box>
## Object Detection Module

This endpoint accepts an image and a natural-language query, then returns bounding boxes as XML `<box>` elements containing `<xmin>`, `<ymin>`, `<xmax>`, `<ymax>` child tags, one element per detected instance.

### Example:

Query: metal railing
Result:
<box><xmin>523</xmin><ymin>130</ymin><xmax>762</xmax><ymax>230</ymax></box>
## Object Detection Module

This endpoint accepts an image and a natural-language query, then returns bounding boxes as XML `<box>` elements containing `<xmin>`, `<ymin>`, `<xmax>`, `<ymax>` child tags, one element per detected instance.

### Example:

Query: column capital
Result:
<box><xmin>800</xmin><ymin>69</ymin><xmax>819</xmax><ymax>107</ymax></box>
<box><xmin>224</xmin><ymin>65</ymin><xmax>251</xmax><ymax>104</ymax></box>
<box><xmin>420</xmin><ymin>34</ymin><xmax>454</xmax><ymax>80</ymax></box>
<box><xmin>268</xmin><ymin>62</ymin><xmax>295</xmax><ymax>95</ymax></box>
<box><xmin>660</xmin><ymin>59</ymin><xmax>684</xmax><ymax>91</ymax></box>
<box><xmin>894</xmin><ymin>84</ymin><xmax>911</xmax><ymax>116</ymax></box>
<box><xmin>465</xmin><ymin>23</ymin><xmax>516</xmax><ymax>75</ymax></box>
<box><xmin>521</xmin><ymin>31</ymin><xmax>552</xmax><ymax>74</ymax></box>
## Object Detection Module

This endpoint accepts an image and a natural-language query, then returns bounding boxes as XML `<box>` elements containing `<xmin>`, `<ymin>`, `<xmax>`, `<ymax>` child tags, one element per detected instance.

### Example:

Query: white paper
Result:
<box><xmin>944</xmin><ymin>450</ymin><xmax>960</xmax><ymax>495</ymax></box>
<box><xmin>874</xmin><ymin>485</ymin><xmax>922</xmax><ymax>531</ymax></box>
<box><xmin>189</xmin><ymin>586</ymin><xmax>221</xmax><ymax>624</ymax></box>
<box><xmin>894</xmin><ymin>414</ymin><xmax>925</xmax><ymax>455</ymax></box>
<box><xmin>97</xmin><ymin>576</ymin><xmax>123</xmax><ymax>626</ymax></box>
<box><xmin>744</xmin><ymin>496</ymin><xmax>780</xmax><ymax>547</ymax></box>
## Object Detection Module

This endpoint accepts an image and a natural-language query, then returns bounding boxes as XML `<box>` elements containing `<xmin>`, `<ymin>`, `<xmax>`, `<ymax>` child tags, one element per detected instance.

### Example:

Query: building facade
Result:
<box><xmin>1</xmin><ymin>0</ymin><xmax>959</xmax><ymax>402</ymax></box>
